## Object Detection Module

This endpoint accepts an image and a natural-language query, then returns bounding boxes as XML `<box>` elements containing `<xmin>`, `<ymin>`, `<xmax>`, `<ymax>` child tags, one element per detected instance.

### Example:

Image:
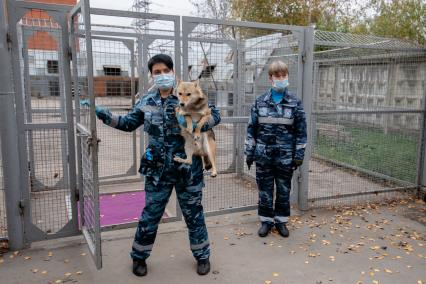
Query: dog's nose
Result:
<box><xmin>180</xmin><ymin>103</ymin><xmax>185</xmax><ymax>106</ymax></box>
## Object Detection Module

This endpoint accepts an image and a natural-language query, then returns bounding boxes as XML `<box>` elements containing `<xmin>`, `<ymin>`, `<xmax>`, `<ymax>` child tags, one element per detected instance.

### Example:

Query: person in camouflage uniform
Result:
<box><xmin>244</xmin><ymin>60</ymin><xmax>307</xmax><ymax>238</ymax></box>
<box><xmin>85</xmin><ymin>54</ymin><xmax>220</xmax><ymax>276</ymax></box>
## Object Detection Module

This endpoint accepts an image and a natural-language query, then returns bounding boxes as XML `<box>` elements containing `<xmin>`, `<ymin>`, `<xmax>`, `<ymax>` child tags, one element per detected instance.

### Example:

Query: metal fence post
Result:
<box><xmin>416</xmin><ymin>78</ymin><xmax>426</xmax><ymax>194</ymax></box>
<box><xmin>0</xmin><ymin>0</ymin><xmax>25</xmax><ymax>250</ymax></box>
<box><xmin>298</xmin><ymin>26</ymin><xmax>314</xmax><ymax>211</ymax></box>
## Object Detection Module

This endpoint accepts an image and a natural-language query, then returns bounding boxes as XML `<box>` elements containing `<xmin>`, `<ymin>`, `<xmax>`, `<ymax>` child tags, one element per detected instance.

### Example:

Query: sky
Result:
<box><xmin>88</xmin><ymin>0</ymin><xmax>196</xmax><ymax>27</ymax></box>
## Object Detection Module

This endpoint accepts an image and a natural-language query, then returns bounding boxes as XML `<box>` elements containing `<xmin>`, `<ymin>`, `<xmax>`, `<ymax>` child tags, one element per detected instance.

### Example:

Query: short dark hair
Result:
<box><xmin>148</xmin><ymin>54</ymin><xmax>174</xmax><ymax>73</ymax></box>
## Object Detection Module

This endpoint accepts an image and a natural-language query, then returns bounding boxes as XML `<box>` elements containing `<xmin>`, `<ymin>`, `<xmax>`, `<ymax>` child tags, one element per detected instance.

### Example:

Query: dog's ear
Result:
<box><xmin>176</xmin><ymin>79</ymin><xmax>182</xmax><ymax>86</ymax></box>
<box><xmin>193</xmin><ymin>79</ymin><xmax>200</xmax><ymax>88</ymax></box>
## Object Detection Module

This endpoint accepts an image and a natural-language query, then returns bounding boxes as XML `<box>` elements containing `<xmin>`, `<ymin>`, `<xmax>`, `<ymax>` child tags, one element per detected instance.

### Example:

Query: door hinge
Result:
<box><xmin>18</xmin><ymin>200</ymin><xmax>25</xmax><ymax>215</ymax></box>
<box><xmin>301</xmin><ymin>50</ymin><xmax>306</xmax><ymax>63</ymax></box>
<box><xmin>67</xmin><ymin>46</ymin><xmax>72</xmax><ymax>60</ymax></box>
<box><xmin>6</xmin><ymin>32</ymin><xmax>12</xmax><ymax>50</ymax></box>
<box><xmin>74</xmin><ymin>187</ymin><xmax>80</xmax><ymax>201</ymax></box>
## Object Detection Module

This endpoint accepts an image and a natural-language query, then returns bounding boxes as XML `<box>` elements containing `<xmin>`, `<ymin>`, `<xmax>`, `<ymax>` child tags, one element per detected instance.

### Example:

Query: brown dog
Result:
<box><xmin>173</xmin><ymin>80</ymin><xmax>218</xmax><ymax>177</ymax></box>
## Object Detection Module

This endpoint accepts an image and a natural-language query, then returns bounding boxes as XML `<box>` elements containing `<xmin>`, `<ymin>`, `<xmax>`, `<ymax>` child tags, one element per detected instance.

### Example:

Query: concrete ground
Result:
<box><xmin>1</xmin><ymin>198</ymin><xmax>425</xmax><ymax>284</ymax></box>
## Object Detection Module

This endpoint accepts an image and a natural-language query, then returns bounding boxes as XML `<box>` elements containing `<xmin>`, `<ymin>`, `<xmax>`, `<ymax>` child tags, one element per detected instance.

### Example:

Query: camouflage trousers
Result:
<box><xmin>130</xmin><ymin>167</ymin><xmax>210</xmax><ymax>261</ymax></box>
<box><xmin>256</xmin><ymin>163</ymin><xmax>293</xmax><ymax>224</ymax></box>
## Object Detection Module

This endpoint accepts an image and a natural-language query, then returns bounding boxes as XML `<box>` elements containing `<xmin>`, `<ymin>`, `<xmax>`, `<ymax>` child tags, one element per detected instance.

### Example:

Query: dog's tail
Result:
<box><xmin>203</xmin><ymin>156</ymin><xmax>212</xmax><ymax>171</ymax></box>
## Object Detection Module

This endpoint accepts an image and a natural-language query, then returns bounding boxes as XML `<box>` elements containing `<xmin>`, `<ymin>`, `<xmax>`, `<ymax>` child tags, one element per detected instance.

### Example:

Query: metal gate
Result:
<box><xmin>70</xmin><ymin>0</ymin><xmax>102</xmax><ymax>269</ymax></box>
<box><xmin>181</xmin><ymin>16</ymin><xmax>314</xmax><ymax>215</ymax></box>
<box><xmin>6</xmin><ymin>0</ymin><xmax>79</xmax><ymax>243</ymax></box>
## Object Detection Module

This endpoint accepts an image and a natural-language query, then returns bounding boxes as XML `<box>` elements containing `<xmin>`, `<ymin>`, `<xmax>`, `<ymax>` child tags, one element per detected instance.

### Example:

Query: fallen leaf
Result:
<box><xmin>24</xmin><ymin>256</ymin><xmax>31</xmax><ymax>260</ymax></box>
<box><xmin>273</xmin><ymin>273</ymin><xmax>279</xmax><ymax>277</ymax></box>
<box><xmin>64</xmin><ymin>272</ymin><xmax>72</xmax><ymax>277</ymax></box>
<box><xmin>76</xmin><ymin>271</ymin><xmax>83</xmax><ymax>275</ymax></box>
<box><xmin>384</xmin><ymin>269</ymin><xmax>392</xmax><ymax>274</ymax></box>
<box><xmin>41</xmin><ymin>270</ymin><xmax>47</xmax><ymax>275</ymax></box>
<box><xmin>265</xmin><ymin>281</ymin><xmax>272</xmax><ymax>284</ymax></box>
<box><xmin>55</xmin><ymin>280</ymin><xmax>62</xmax><ymax>284</ymax></box>
<box><xmin>80</xmin><ymin>253</ymin><xmax>86</xmax><ymax>256</ymax></box>
<box><xmin>31</xmin><ymin>268</ymin><xmax>39</xmax><ymax>273</ymax></box>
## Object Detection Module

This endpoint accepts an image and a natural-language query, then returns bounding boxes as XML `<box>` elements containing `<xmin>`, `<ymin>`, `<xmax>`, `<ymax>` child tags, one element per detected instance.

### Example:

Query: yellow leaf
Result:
<box><xmin>305</xmin><ymin>260</ymin><xmax>309</xmax><ymax>264</ymax></box>
<box><xmin>273</xmin><ymin>273</ymin><xmax>279</xmax><ymax>277</ymax></box>
<box><xmin>24</xmin><ymin>256</ymin><xmax>31</xmax><ymax>260</ymax></box>
<box><xmin>372</xmin><ymin>281</ymin><xmax>378</xmax><ymax>284</ymax></box>
<box><xmin>41</xmin><ymin>270</ymin><xmax>47</xmax><ymax>275</ymax></box>
<box><xmin>55</xmin><ymin>280</ymin><xmax>62</xmax><ymax>284</ymax></box>
<box><xmin>265</xmin><ymin>281</ymin><xmax>272</xmax><ymax>284</ymax></box>
<box><xmin>48</xmin><ymin>252</ymin><xmax>53</xmax><ymax>257</ymax></box>
<box><xmin>370</xmin><ymin>271</ymin><xmax>375</xmax><ymax>277</ymax></box>
<box><xmin>31</xmin><ymin>268</ymin><xmax>39</xmax><ymax>273</ymax></box>
<box><xmin>65</xmin><ymin>272</ymin><xmax>72</xmax><ymax>277</ymax></box>
<box><xmin>224</xmin><ymin>236</ymin><xmax>229</xmax><ymax>240</ymax></box>
<box><xmin>76</xmin><ymin>271</ymin><xmax>83</xmax><ymax>275</ymax></box>
<box><xmin>417</xmin><ymin>281</ymin><xmax>423</xmax><ymax>284</ymax></box>
<box><xmin>64</xmin><ymin>259</ymin><xmax>70</xmax><ymax>263</ymax></box>
<box><xmin>80</xmin><ymin>253</ymin><xmax>87</xmax><ymax>256</ymax></box>
<box><xmin>384</xmin><ymin>269</ymin><xmax>392</xmax><ymax>274</ymax></box>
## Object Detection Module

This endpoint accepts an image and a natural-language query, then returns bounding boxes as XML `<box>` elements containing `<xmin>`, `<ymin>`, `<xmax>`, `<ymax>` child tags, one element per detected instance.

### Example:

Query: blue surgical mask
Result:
<box><xmin>154</xmin><ymin>73</ymin><xmax>175</xmax><ymax>90</ymax></box>
<box><xmin>272</xmin><ymin>79</ymin><xmax>289</xmax><ymax>92</ymax></box>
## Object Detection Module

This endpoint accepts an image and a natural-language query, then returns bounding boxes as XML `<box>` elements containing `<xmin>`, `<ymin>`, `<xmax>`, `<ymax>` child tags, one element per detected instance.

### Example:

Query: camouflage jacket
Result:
<box><xmin>102</xmin><ymin>89</ymin><xmax>221</xmax><ymax>184</ymax></box>
<box><xmin>244</xmin><ymin>88</ymin><xmax>307</xmax><ymax>167</ymax></box>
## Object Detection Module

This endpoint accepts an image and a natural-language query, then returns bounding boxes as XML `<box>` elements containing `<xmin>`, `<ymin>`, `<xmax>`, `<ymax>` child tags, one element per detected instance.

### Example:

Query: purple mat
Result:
<box><xmin>99</xmin><ymin>191</ymin><xmax>146</xmax><ymax>226</ymax></box>
<box><xmin>78</xmin><ymin>191</ymin><xmax>168</xmax><ymax>227</ymax></box>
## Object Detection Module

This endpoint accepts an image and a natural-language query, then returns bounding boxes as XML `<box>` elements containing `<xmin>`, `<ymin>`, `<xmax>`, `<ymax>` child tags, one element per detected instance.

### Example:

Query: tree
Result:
<box><xmin>363</xmin><ymin>0</ymin><xmax>426</xmax><ymax>45</ymax></box>
<box><xmin>190</xmin><ymin>0</ymin><xmax>232</xmax><ymax>19</ymax></box>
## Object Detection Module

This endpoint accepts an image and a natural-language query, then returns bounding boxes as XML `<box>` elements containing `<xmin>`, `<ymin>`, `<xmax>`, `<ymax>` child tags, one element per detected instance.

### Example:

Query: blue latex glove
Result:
<box><xmin>80</xmin><ymin>99</ymin><xmax>111</xmax><ymax>124</ymax></box>
<box><xmin>176</xmin><ymin>113</ymin><xmax>196</xmax><ymax>130</ymax></box>
<box><xmin>145</xmin><ymin>148</ymin><xmax>153</xmax><ymax>161</ymax></box>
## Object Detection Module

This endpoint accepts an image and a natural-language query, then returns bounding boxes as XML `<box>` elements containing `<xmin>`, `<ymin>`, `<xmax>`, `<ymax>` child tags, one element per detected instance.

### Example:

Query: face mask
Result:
<box><xmin>154</xmin><ymin>73</ymin><xmax>175</xmax><ymax>90</ymax></box>
<box><xmin>272</xmin><ymin>79</ymin><xmax>289</xmax><ymax>92</ymax></box>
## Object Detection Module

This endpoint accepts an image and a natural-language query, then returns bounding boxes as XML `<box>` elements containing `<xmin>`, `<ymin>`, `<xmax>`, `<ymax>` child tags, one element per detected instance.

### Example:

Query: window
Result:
<box><xmin>103</xmin><ymin>66</ymin><xmax>121</xmax><ymax>76</ymax></box>
<box><xmin>49</xmin><ymin>80</ymin><xmax>60</xmax><ymax>96</ymax></box>
<box><xmin>47</xmin><ymin>60</ymin><xmax>59</xmax><ymax>74</ymax></box>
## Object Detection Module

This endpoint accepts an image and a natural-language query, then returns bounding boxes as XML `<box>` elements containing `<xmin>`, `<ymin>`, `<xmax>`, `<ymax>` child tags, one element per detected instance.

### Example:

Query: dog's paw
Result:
<box><xmin>173</xmin><ymin>156</ymin><xmax>184</xmax><ymax>163</ymax></box>
<box><xmin>210</xmin><ymin>171</ymin><xmax>218</xmax><ymax>178</ymax></box>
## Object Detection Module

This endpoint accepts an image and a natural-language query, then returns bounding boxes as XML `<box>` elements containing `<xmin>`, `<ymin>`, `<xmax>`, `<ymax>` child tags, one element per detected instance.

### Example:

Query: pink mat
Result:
<box><xmin>78</xmin><ymin>191</ymin><xmax>168</xmax><ymax>227</ymax></box>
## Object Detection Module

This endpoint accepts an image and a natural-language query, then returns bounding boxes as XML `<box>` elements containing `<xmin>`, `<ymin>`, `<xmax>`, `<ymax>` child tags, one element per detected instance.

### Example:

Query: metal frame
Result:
<box><xmin>6</xmin><ymin>0</ymin><xmax>79</xmax><ymax>244</ymax></box>
<box><xmin>181</xmin><ymin>16</ymin><xmax>314</xmax><ymax>214</ymax></box>
<box><xmin>70</xmin><ymin>0</ymin><xmax>102</xmax><ymax>269</ymax></box>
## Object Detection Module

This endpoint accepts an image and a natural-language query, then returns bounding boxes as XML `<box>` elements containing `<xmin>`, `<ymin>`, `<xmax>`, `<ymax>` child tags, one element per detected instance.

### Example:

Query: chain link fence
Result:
<box><xmin>308</xmin><ymin>30</ymin><xmax>425</xmax><ymax>208</ymax></box>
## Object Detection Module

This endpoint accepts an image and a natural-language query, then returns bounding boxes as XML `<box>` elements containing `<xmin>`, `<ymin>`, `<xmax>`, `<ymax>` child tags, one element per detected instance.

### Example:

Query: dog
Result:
<box><xmin>173</xmin><ymin>80</ymin><xmax>218</xmax><ymax>177</ymax></box>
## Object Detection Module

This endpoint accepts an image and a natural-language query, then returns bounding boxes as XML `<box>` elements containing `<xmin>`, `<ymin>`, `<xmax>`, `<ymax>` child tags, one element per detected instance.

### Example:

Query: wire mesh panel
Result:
<box><xmin>308</xmin><ymin>31</ymin><xmax>426</xmax><ymax>208</ymax></box>
<box><xmin>6</xmin><ymin>0</ymin><xmax>79</xmax><ymax>240</ymax></box>
<box><xmin>183</xmin><ymin>17</ymin><xmax>305</xmax><ymax>215</ymax></box>
<box><xmin>71</xmin><ymin>1</ymin><xmax>102</xmax><ymax>269</ymax></box>
<box><xmin>81</xmin><ymin>8</ymin><xmax>181</xmax><ymax>229</ymax></box>
<box><xmin>91</xmin><ymin>37</ymin><xmax>138</xmax><ymax>180</ymax></box>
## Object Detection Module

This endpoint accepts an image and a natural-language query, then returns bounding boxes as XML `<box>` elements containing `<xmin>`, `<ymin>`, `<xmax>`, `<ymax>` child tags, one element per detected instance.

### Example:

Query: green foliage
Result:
<box><xmin>365</xmin><ymin>0</ymin><xmax>426</xmax><ymax>45</ymax></box>
<box><xmin>219</xmin><ymin>0</ymin><xmax>425</xmax><ymax>45</ymax></box>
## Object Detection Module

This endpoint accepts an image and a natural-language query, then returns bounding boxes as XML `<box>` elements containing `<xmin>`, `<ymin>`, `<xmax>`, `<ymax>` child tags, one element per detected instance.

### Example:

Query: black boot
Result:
<box><xmin>132</xmin><ymin>259</ymin><xmax>147</xmax><ymax>277</ymax></box>
<box><xmin>275</xmin><ymin>222</ymin><xmax>289</xmax><ymax>238</ymax></box>
<box><xmin>258</xmin><ymin>222</ymin><xmax>273</xmax><ymax>237</ymax></box>
<box><xmin>197</xmin><ymin>258</ymin><xmax>210</xmax><ymax>275</ymax></box>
